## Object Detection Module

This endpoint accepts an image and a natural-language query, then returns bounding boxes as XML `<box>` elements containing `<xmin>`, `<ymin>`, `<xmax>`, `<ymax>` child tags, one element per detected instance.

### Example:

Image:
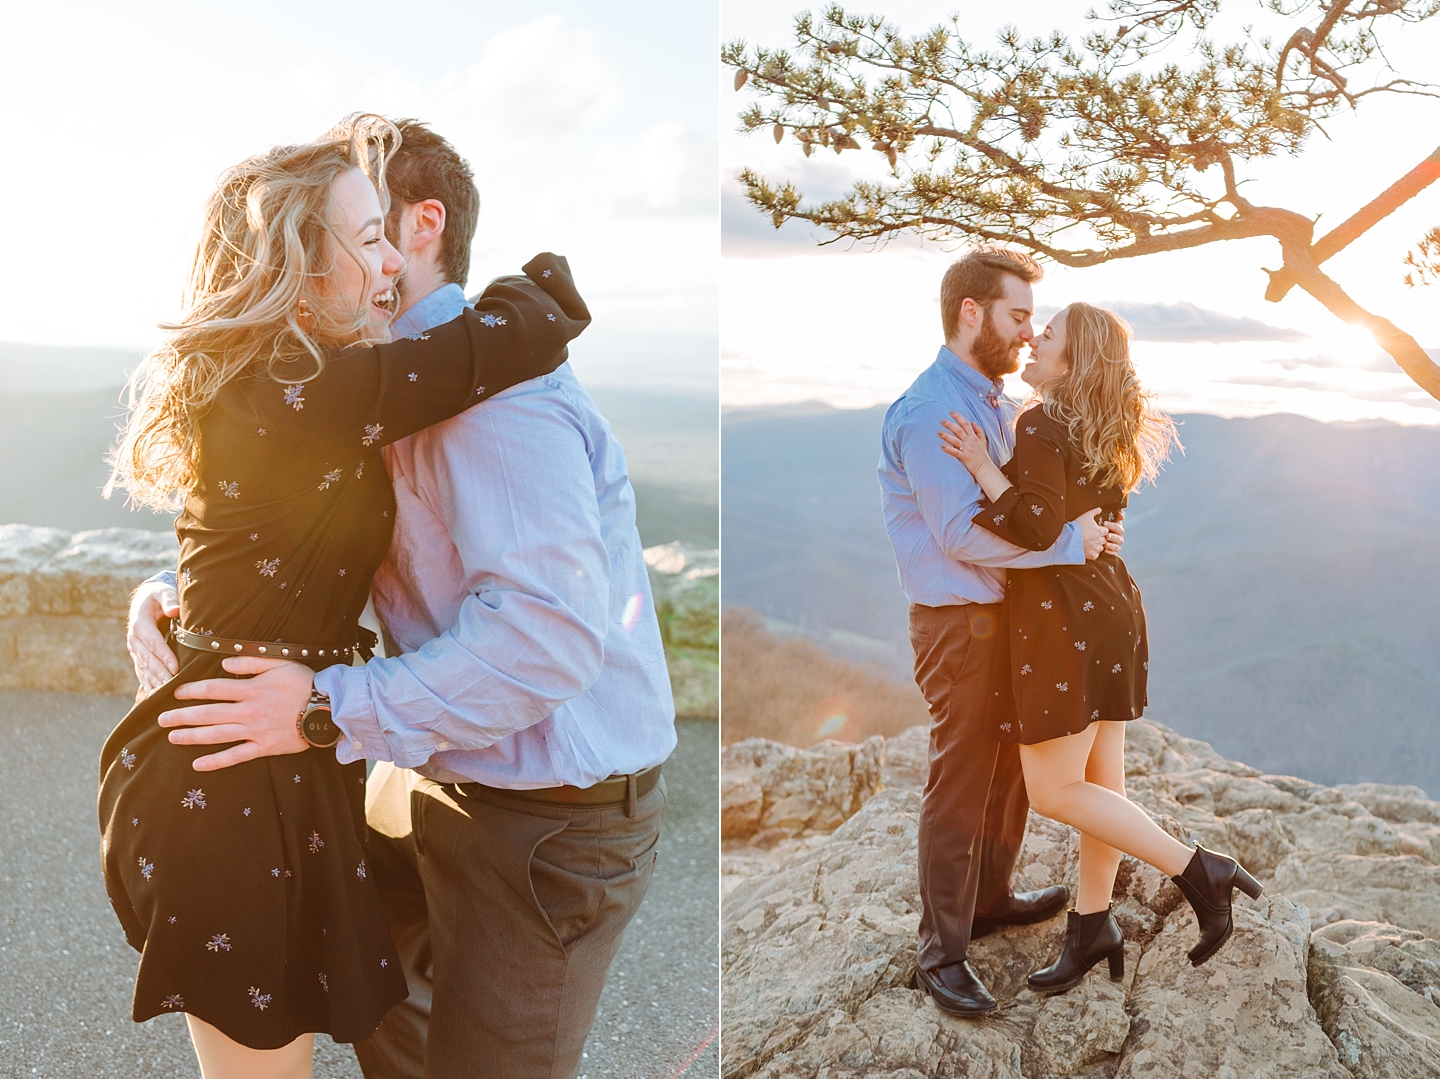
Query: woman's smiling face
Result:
<box><xmin>322</xmin><ymin>166</ymin><xmax>406</xmax><ymax>344</ymax></box>
<box><xmin>1022</xmin><ymin>307</ymin><xmax>1071</xmax><ymax>392</ymax></box>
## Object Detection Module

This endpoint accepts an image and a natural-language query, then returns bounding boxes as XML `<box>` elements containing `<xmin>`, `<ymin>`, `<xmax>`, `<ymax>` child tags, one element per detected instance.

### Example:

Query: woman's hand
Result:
<box><xmin>939</xmin><ymin>413</ymin><xmax>992</xmax><ymax>474</ymax></box>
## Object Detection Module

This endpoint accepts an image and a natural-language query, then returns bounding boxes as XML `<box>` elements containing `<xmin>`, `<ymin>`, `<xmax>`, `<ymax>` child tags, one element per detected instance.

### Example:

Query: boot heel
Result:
<box><xmin>1107</xmin><ymin>947</ymin><xmax>1124</xmax><ymax>981</ymax></box>
<box><xmin>1233</xmin><ymin>865</ymin><xmax>1263</xmax><ymax>900</ymax></box>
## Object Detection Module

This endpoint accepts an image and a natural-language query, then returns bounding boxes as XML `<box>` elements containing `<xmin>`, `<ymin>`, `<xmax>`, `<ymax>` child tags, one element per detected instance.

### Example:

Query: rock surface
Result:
<box><xmin>722</xmin><ymin>720</ymin><xmax>1440</xmax><ymax>1078</ymax></box>
<box><xmin>645</xmin><ymin>541</ymin><xmax>719</xmax><ymax>718</ymax></box>
<box><xmin>0</xmin><ymin>525</ymin><xmax>177</xmax><ymax>693</ymax></box>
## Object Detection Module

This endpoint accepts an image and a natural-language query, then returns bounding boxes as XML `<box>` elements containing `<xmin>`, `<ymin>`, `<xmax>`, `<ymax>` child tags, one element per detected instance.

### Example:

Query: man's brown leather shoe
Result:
<box><xmin>971</xmin><ymin>885</ymin><xmax>1070</xmax><ymax>941</ymax></box>
<box><xmin>915</xmin><ymin>960</ymin><xmax>998</xmax><ymax>1017</ymax></box>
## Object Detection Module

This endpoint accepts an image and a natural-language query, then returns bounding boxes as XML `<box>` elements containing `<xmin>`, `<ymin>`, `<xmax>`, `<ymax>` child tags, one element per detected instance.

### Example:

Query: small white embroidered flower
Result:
<box><xmin>357</xmin><ymin>859</ymin><xmax>367</xmax><ymax>880</ymax></box>
<box><xmin>319</xmin><ymin>973</ymin><xmax>329</xmax><ymax>992</ymax></box>
<box><xmin>168</xmin><ymin>916</ymin><xmax>177</xmax><ymax>924</ymax></box>
<box><xmin>206</xmin><ymin>933</ymin><xmax>232</xmax><ymax>952</ymax></box>
<box><xmin>1030</xmin><ymin>504</ymin><xmax>1043</xmax><ymax>515</ymax></box>
<box><xmin>1056</xmin><ymin>682</ymin><xmax>1069</xmax><ymax>692</ymax></box>
<box><xmin>271</xmin><ymin>868</ymin><xmax>281</xmax><ymax>877</ymax></box>
<box><xmin>138</xmin><ymin>857</ymin><xmax>154</xmax><ymax>880</ymax></box>
<box><xmin>1041</xmin><ymin>600</ymin><xmax>1053</xmax><ymax>610</ymax></box>
<box><xmin>256</xmin><ymin>557</ymin><xmax>281</xmax><ymax>578</ymax></box>
<box><xmin>1020</xmin><ymin>664</ymin><xmax>1032</xmax><ymax>675</ymax></box>
<box><xmin>285</xmin><ymin>869</ymin><xmax>292</xmax><ymax>878</ymax></box>
<box><xmin>408</xmin><ymin>371</ymin><xmax>418</xmax><ymax>381</ymax></box>
<box><xmin>180</xmin><ymin>568</ymin><xmax>192</xmax><ymax>587</ymax></box>
<box><xmin>546</xmin><ymin>313</ymin><xmax>556</xmax><ymax>321</ymax></box>
<box><xmin>405</xmin><ymin>332</ymin><xmax>431</xmax><ymax>341</ymax></box>
<box><xmin>381</xmin><ymin>959</ymin><xmax>389</xmax><ymax>968</ymax></box>
<box><xmin>161</xmin><ymin>994</ymin><xmax>185</xmax><ymax>1010</ymax></box>
<box><xmin>1025</xmin><ymin>426</ymin><xmax>1036</xmax><ymax>434</ymax></box>
<box><xmin>120</xmin><ymin>749</ymin><xmax>136</xmax><ymax>770</ymax></box>
<box><xmin>216</xmin><ymin>480</ymin><xmax>239</xmax><ymax>499</ymax></box>
<box><xmin>362</xmin><ymin>423</ymin><xmax>384</xmax><ymax>446</ymax></box>
<box><xmin>1077</xmin><ymin>476</ymin><xmax>1087</xmax><ymax>485</ymax></box>
<box><xmin>477</xmin><ymin>313</ymin><xmax>507</xmax><ymax>327</ymax></box>
<box><xmin>1075</xmin><ymin>641</ymin><xmax>1086</xmax><ymax>651</ymax></box>
<box><xmin>181</xmin><ymin>789</ymin><xmax>207</xmax><ymax>810</ymax></box>
<box><xmin>1000</xmin><ymin>722</ymin><xmax>1012</xmax><ymax>732</ymax></box>
<box><xmin>249</xmin><ymin>533</ymin><xmax>259</xmax><ymax>541</ymax></box>
<box><xmin>338</xmin><ymin>568</ymin><xmax>346</xmax><ymax>577</ymax></box>
<box><xmin>248</xmin><ymin>987</ymin><xmax>272</xmax><ymax>1010</ymax></box>
<box><xmin>542</xmin><ymin>269</ymin><xmax>552</xmax><ymax>277</ymax></box>
<box><xmin>309</xmin><ymin>831</ymin><xmax>324</xmax><ymax>854</ymax></box>
<box><xmin>1112</xmin><ymin>663</ymin><xmax>1123</xmax><ymax>673</ymax></box>
<box><xmin>354</xmin><ymin>461</ymin><xmax>365</xmax><ymax>479</ymax></box>
<box><xmin>1143</xmin><ymin>661</ymin><xmax>1149</xmax><ymax>671</ymax></box>
<box><xmin>279</xmin><ymin>581</ymin><xmax>288</xmax><ymax>589</ymax></box>
<box><xmin>1092</xmin><ymin>709</ymin><xmax>1100</xmax><ymax>719</ymax></box>
<box><xmin>992</xmin><ymin>514</ymin><xmax>1005</xmax><ymax>524</ymax></box>
<box><xmin>317</xmin><ymin>468</ymin><xmax>343</xmax><ymax>491</ymax></box>
<box><xmin>283</xmin><ymin>385</ymin><xmax>305</xmax><ymax>410</ymax></box>
<box><xmin>131</xmin><ymin>817</ymin><xmax>138</xmax><ymax>827</ymax></box>
<box><xmin>257</xmin><ymin>427</ymin><xmax>267</xmax><ymax>436</ymax></box>
<box><xmin>243</xmin><ymin>807</ymin><xmax>251</xmax><ymax>817</ymax></box>
<box><xmin>475</xmin><ymin>385</ymin><xmax>486</xmax><ymax>396</ymax></box>
<box><xmin>293</xmin><ymin>774</ymin><xmax>301</xmax><ymax>784</ymax></box>
<box><xmin>1082</xmin><ymin>601</ymin><xmax>1095</xmax><ymax>611</ymax></box>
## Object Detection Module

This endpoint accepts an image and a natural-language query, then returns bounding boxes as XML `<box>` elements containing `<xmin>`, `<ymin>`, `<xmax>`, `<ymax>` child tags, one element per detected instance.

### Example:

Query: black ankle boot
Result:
<box><xmin>1171</xmin><ymin>845</ymin><xmax>1264</xmax><ymax>967</ymax></box>
<box><xmin>1026</xmin><ymin>908</ymin><xmax>1125</xmax><ymax>994</ymax></box>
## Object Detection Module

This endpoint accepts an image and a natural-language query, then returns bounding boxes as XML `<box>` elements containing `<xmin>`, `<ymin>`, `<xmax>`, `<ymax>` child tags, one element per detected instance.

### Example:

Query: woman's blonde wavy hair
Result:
<box><xmin>105</xmin><ymin>113</ymin><xmax>401</xmax><ymax>511</ymax></box>
<box><xmin>1041</xmin><ymin>302</ymin><xmax>1179</xmax><ymax>493</ymax></box>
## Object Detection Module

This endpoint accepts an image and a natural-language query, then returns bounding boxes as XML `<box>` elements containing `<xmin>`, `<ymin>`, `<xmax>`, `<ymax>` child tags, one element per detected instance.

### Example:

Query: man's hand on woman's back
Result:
<box><xmin>128</xmin><ymin>579</ymin><xmax>180</xmax><ymax>698</ymax></box>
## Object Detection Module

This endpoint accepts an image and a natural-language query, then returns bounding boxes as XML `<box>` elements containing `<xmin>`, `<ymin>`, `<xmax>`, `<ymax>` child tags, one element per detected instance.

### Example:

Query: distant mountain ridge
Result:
<box><xmin>722</xmin><ymin>402</ymin><xmax>1440</xmax><ymax>795</ymax></box>
<box><xmin>0</xmin><ymin>384</ymin><xmax>717</xmax><ymax>547</ymax></box>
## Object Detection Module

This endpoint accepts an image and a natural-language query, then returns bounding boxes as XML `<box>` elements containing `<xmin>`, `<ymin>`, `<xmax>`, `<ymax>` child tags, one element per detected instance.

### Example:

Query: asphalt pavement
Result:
<box><xmin>0</xmin><ymin>689</ymin><xmax>717</xmax><ymax>1078</ymax></box>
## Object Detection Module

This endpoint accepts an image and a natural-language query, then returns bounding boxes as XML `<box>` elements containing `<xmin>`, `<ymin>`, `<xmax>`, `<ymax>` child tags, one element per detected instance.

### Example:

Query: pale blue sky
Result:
<box><xmin>721</xmin><ymin>2</ymin><xmax>1440</xmax><ymax>424</ymax></box>
<box><xmin>1</xmin><ymin>0</ymin><xmax>717</xmax><ymax>392</ymax></box>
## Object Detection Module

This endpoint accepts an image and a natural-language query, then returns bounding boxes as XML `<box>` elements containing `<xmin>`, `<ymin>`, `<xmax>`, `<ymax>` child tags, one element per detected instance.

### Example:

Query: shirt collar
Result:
<box><xmin>936</xmin><ymin>345</ymin><xmax>1005</xmax><ymax>406</ymax></box>
<box><xmin>390</xmin><ymin>282</ymin><xmax>468</xmax><ymax>340</ymax></box>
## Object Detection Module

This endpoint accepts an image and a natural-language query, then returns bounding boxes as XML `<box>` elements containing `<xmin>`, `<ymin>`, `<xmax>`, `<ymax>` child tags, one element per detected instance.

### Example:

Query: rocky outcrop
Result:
<box><xmin>0</xmin><ymin>524</ymin><xmax>177</xmax><ymax>693</ymax></box>
<box><xmin>722</xmin><ymin>720</ymin><xmax>1440</xmax><ymax>1078</ymax></box>
<box><xmin>645</xmin><ymin>541</ymin><xmax>718</xmax><ymax>719</ymax></box>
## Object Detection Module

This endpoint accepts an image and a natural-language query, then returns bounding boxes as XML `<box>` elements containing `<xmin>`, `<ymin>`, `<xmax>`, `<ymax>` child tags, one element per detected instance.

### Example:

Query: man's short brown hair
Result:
<box><xmin>939</xmin><ymin>247</ymin><xmax>1044</xmax><ymax>340</ymax></box>
<box><xmin>386</xmin><ymin>120</ymin><xmax>480</xmax><ymax>287</ymax></box>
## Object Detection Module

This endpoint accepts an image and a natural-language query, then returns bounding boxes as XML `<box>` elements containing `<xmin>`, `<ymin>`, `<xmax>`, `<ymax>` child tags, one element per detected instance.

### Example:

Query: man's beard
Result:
<box><xmin>971</xmin><ymin>305</ymin><xmax>1023</xmax><ymax>379</ymax></box>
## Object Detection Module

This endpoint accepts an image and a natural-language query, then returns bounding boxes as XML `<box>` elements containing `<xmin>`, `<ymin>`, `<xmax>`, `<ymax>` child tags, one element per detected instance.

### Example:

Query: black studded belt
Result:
<box><xmin>174</xmin><ymin>625</ymin><xmax>374</xmax><ymax>664</ymax></box>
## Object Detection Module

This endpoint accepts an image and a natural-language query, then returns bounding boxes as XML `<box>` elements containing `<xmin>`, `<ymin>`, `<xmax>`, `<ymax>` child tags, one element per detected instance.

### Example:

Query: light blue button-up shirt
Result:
<box><xmin>879</xmin><ymin>346</ymin><xmax>1084</xmax><ymax>607</ymax></box>
<box><xmin>308</xmin><ymin>283</ymin><xmax>677</xmax><ymax>788</ymax></box>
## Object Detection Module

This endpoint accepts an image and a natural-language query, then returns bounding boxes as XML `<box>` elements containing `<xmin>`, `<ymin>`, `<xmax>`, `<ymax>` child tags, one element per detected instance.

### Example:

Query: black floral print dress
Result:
<box><xmin>98</xmin><ymin>254</ymin><xmax>589</xmax><ymax>1049</ymax></box>
<box><xmin>973</xmin><ymin>406</ymin><xmax>1148</xmax><ymax>745</ymax></box>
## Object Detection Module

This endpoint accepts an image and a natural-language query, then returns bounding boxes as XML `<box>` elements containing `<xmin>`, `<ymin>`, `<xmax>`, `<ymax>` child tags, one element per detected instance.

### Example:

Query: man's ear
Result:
<box><xmin>959</xmin><ymin>296</ymin><xmax>983</xmax><ymax>331</ymax></box>
<box><xmin>410</xmin><ymin>198</ymin><xmax>446</xmax><ymax>244</ymax></box>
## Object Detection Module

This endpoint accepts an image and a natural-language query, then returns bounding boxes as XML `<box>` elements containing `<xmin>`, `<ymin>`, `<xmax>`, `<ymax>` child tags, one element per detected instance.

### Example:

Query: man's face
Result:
<box><xmin>969</xmin><ymin>273</ymin><xmax>1035</xmax><ymax>379</ymax></box>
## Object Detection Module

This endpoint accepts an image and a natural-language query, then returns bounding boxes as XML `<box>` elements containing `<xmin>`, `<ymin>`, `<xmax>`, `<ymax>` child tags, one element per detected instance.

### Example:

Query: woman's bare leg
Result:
<box><xmin>1020</xmin><ymin>724</ymin><xmax>1192</xmax><ymax>883</ymax></box>
<box><xmin>185</xmin><ymin>1014</ymin><xmax>314</xmax><ymax>1079</ymax></box>
<box><xmin>1076</xmin><ymin>721</ymin><xmax>1127</xmax><ymax>914</ymax></box>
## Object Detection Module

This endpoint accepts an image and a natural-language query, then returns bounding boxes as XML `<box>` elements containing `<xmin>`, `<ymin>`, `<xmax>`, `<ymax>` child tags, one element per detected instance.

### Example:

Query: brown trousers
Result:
<box><xmin>909</xmin><ymin>602</ymin><xmax>1031</xmax><ymax>971</ymax></box>
<box><xmin>352</xmin><ymin>764</ymin><xmax>663</xmax><ymax>1079</ymax></box>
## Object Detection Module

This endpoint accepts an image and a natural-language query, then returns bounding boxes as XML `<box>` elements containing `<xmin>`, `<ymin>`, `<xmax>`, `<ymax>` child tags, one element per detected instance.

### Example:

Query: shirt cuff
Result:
<box><xmin>149</xmin><ymin>569</ymin><xmax>178</xmax><ymax>589</ymax></box>
<box><xmin>315</xmin><ymin>664</ymin><xmax>386</xmax><ymax>764</ymax></box>
<box><xmin>1055</xmin><ymin>521</ymin><xmax>1086</xmax><ymax>565</ymax></box>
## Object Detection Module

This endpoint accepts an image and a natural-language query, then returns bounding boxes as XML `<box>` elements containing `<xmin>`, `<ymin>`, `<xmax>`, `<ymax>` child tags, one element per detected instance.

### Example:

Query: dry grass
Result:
<box><xmin>721</xmin><ymin>606</ymin><xmax>930</xmax><ymax>747</ymax></box>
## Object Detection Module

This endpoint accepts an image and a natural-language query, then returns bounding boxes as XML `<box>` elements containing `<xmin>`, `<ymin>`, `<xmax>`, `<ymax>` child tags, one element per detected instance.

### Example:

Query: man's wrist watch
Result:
<box><xmin>297</xmin><ymin>687</ymin><xmax>340</xmax><ymax>749</ymax></box>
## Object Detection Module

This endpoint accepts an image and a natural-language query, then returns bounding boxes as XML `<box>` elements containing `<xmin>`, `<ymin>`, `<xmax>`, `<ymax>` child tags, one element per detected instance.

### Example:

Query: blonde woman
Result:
<box><xmin>939</xmin><ymin>303</ymin><xmax>1261</xmax><ymax>993</ymax></box>
<box><xmin>98</xmin><ymin>115</ymin><xmax>587</xmax><ymax>1077</ymax></box>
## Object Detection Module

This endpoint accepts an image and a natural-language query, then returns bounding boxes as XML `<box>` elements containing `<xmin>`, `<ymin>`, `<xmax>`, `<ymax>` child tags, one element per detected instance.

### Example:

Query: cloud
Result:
<box><xmin>1221</xmin><ymin>373</ymin><xmax>1440</xmax><ymax>407</ymax></box>
<box><xmin>1036</xmin><ymin>301</ymin><xmax>1307</xmax><ymax>343</ymax></box>
<box><xmin>599</xmin><ymin>122</ymin><xmax>717</xmax><ymax>218</ymax></box>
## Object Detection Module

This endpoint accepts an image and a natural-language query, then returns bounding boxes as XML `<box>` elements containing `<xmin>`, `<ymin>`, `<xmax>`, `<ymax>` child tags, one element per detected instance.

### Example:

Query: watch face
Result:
<box><xmin>302</xmin><ymin>708</ymin><xmax>339</xmax><ymax>748</ymax></box>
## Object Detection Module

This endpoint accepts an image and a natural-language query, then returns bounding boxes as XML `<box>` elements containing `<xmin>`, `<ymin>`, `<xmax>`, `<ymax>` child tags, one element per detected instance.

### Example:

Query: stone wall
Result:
<box><xmin>0</xmin><ymin>524</ymin><xmax>719</xmax><ymax>717</ymax></box>
<box><xmin>0</xmin><ymin>525</ymin><xmax>178</xmax><ymax>694</ymax></box>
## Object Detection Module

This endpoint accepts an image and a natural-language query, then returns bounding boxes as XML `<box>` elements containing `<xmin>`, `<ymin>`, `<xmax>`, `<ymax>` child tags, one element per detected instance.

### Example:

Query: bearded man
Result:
<box><xmin>877</xmin><ymin>247</ymin><xmax>1119</xmax><ymax>1016</ymax></box>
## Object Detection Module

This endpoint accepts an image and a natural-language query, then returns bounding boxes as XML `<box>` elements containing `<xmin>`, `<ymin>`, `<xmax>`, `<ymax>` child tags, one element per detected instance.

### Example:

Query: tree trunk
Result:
<box><xmin>1281</xmin><ymin>244</ymin><xmax>1440</xmax><ymax>403</ymax></box>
